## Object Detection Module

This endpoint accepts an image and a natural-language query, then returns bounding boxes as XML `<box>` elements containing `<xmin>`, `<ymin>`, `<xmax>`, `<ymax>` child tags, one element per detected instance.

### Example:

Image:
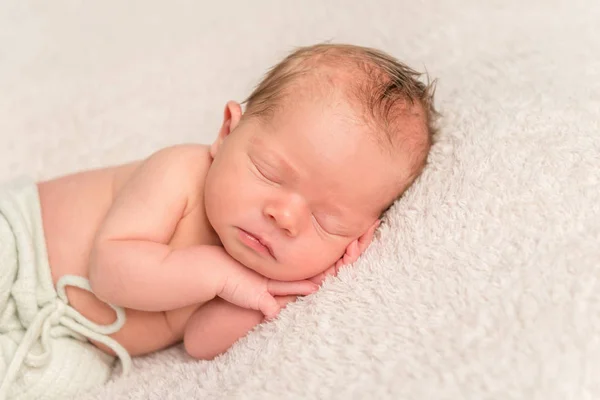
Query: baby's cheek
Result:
<box><xmin>287</xmin><ymin>245</ymin><xmax>340</xmax><ymax>279</ymax></box>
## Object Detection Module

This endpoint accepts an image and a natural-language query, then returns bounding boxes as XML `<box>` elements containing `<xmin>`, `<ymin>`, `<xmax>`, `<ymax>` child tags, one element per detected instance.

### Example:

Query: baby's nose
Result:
<box><xmin>266</xmin><ymin>209</ymin><xmax>297</xmax><ymax>236</ymax></box>
<box><xmin>264</xmin><ymin>195</ymin><xmax>307</xmax><ymax>237</ymax></box>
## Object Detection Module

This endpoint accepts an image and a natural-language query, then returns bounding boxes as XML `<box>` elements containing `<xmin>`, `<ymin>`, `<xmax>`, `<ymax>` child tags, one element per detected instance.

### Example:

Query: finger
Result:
<box><xmin>309</xmin><ymin>271</ymin><xmax>327</xmax><ymax>285</ymax></box>
<box><xmin>275</xmin><ymin>295</ymin><xmax>298</xmax><ymax>307</ymax></box>
<box><xmin>267</xmin><ymin>280</ymin><xmax>319</xmax><ymax>296</ymax></box>
<box><xmin>261</xmin><ymin>296</ymin><xmax>298</xmax><ymax>322</ymax></box>
<box><xmin>341</xmin><ymin>240</ymin><xmax>360</xmax><ymax>265</ymax></box>
<box><xmin>324</xmin><ymin>264</ymin><xmax>338</xmax><ymax>277</ymax></box>
<box><xmin>258</xmin><ymin>292</ymin><xmax>281</xmax><ymax>320</ymax></box>
<box><xmin>309</xmin><ymin>264</ymin><xmax>337</xmax><ymax>285</ymax></box>
<box><xmin>340</xmin><ymin>219</ymin><xmax>382</xmax><ymax>266</ymax></box>
<box><xmin>358</xmin><ymin>219</ymin><xmax>381</xmax><ymax>252</ymax></box>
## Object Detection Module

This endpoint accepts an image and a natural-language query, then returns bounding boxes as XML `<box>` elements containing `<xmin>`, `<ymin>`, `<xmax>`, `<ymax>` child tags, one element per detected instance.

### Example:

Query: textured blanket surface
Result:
<box><xmin>1</xmin><ymin>1</ymin><xmax>599</xmax><ymax>399</ymax></box>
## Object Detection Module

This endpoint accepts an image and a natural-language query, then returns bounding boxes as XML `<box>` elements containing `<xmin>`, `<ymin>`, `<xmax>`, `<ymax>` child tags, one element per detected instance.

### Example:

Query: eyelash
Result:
<box><xmin>312</xmin><ymin>214</ymin><xmax>339</xmax><ymax>237</ymax></box>
<box><xmin>253</xmin><ymin>162</ymin><xmax>280</xmax><ymax>184</ymax></box>
<box><xmin>312</xmin><ymin>215</ymin><xmax>327</xmax><ymax>233</ymax></box>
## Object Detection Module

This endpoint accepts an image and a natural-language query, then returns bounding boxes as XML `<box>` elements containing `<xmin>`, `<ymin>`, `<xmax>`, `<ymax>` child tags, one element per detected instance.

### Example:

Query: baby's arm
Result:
<box><xmin>183</xmin><ymin>266</ymin><xmax>341</xmax><ymax>360</ymax></box>
<box><xmin>89</xmin><ymin>146</ymin><xmax>316</xmax><ymax>316</ymax></box>
<box><xmin>183</xmin><ymin>296</ymin><xmax>296</xmax><ymax>360</ymax></box>
<box><xmin>182</xmin><ymin>224</ymin><xmax>380</xmax><ymax>360</ymax></box>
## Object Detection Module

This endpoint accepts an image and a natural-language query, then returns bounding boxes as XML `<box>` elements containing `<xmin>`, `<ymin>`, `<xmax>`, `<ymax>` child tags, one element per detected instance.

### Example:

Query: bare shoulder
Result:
<box><xmin>142</xmin><ymin>144</ymin><xmax>211</xmax><ymax>176</ymax></box>
<box><xmin>114</xmin><ymin>144</ymin><xmax>212</xmax><ymax>213</ymax></box>
<box><xmin>153</xmin><ymin>144</ymin><xmax>212</xmax><ymax>211</ymax></box>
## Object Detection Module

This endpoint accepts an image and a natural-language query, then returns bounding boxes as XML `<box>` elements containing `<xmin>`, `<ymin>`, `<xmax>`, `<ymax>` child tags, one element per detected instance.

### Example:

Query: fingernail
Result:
<box><xmin>266</xmin><ymin>312</ymin><xmax>278</xmax><ymax>321</ymax></box>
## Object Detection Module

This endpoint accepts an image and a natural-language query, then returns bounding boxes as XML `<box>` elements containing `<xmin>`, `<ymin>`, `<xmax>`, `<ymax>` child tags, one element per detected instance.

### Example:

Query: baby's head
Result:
<box><xmin>205</xmin><ymin>43</ymin><xmax>438</xmax><ymax>280</ymax></box>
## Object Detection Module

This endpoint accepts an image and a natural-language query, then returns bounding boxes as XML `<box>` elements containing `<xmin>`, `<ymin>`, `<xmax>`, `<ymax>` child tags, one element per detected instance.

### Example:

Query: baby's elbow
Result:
<box><xmin>184</xmin><ymin>330</ymin><xmax>220</xmax><ymax>361</ymax></box>
<box><xmin>88</xmin><ymin>267</ymin><xmax>119</xmax><ymax>306</ymax></box>
<box><xmin>88</xmin><ymin>248</ymin><xmax>124</xmax><ymax>306</ymax></box>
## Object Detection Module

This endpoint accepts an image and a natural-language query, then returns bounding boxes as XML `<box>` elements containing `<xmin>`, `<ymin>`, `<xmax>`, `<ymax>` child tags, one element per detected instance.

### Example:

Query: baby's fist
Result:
<box><xmin>260</xmin><ymin>280</ymin><xmax>319</xmax><ymax>318</ymax></box>
<box><xmin>218</xmin><ymin>269</ymin><xmax>318</xmax><ymax>319</ymax></box>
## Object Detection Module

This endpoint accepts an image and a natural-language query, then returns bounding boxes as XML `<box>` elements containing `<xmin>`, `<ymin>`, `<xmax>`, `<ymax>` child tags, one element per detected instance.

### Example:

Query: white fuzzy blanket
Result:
<box><xmin>1</xmin><ymin>1</ymin><xmax>599</xmax><ymax>398</ymax></box>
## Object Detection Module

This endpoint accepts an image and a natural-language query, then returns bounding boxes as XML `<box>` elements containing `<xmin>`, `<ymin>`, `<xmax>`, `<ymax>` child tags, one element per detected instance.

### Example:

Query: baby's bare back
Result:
<box><xmin>38</xmin><ymin>145</ymin><xmax>217</xmax><ymax>355</ymax></box>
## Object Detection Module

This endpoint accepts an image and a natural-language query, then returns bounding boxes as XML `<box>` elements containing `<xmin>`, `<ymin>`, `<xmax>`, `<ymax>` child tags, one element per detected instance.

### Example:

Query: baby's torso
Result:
<box><xmin>37</xmin><ymin>144</ymin><xmax>219</xmax><ymax>356</ymax></box>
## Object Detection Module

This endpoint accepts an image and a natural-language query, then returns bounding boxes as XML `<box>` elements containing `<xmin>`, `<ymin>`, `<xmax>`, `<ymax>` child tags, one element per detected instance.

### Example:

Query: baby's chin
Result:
<box><xmin>232</xmin><ymin>251</ymin><xmax>288</xmax><ymax>280</ymax></box>
<box><xmin>250</xmin><ymin>258</ymin><xmax>329</xmax><ymax>282</ymax></box>
<box><xmin>230</xmin><ymin>248</ymin><xmax>317</xmax><ymax>281</ymax></box>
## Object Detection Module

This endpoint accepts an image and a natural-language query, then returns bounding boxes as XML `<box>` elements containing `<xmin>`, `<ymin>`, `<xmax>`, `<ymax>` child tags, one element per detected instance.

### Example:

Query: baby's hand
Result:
<box><xmin>309</xmin><ymin>219</ymin><xmax>381</xmax><ymax>286</ymax></box>
<box><xmin>217</xmin><ymin>261</ymin><xmax>318</xmax><ymax>319</ymax></box>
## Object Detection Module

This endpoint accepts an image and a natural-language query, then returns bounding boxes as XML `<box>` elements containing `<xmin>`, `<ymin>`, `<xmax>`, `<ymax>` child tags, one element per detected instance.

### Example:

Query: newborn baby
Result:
<box><xmin>0</xmin><ymin>43</ymin><xmax>437</xmax><ymax>399</ymax></box>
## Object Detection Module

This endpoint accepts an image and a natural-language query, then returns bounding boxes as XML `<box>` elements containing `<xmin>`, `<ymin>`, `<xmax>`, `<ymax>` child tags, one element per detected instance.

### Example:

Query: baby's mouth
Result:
<box><xmin>237</xmin><ymin>228</ymin><xmax>276</xmax><ymax>259</ymax></box>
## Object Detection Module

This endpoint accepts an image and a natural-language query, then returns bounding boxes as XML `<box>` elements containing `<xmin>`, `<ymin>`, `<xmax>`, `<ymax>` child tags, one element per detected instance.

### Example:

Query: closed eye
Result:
<box><xmin>311</xmin><ymin>214</ymin><xmax>330</xmax><ymax>235</ymax></box>
<box><xmin>312</xmin><ymin>214</ymin><xmax>347</xmax><ymax>237</ymax></box>
<box><xmin>250</xmin><ymin>159</ymin><xmax>281</xmax><ymax>185</ymax></box>
<box><xmin>312</xmin><ymin>213</ymin><xmax>352</xmax><ymax>238</ymax></box>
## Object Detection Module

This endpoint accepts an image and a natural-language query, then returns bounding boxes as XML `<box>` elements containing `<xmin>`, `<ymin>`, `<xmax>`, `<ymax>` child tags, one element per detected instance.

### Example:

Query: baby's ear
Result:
<box><xmin>210</xmin><ymin>101</ymin><xmax>242</xmax><ymax>158</ymax></box>
<box><xmin>335</xmin><ymin>219</ymin><xmax>381</xmax><ymax>269</ymax></box>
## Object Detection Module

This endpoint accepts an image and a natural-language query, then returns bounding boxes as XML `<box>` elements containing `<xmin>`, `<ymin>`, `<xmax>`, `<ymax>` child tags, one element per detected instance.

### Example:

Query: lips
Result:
<box><xmin>238</xmin><ymin>228</ymin><xmax>275</xmax><ymax>259</ymax></box>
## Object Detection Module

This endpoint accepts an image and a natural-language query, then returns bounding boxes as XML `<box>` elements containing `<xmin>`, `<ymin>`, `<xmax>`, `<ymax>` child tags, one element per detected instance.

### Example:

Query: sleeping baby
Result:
<box><xmin>0</xmin><ymin>43</ymin><xmax>437</xmax><ymax>399</ymax></box>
